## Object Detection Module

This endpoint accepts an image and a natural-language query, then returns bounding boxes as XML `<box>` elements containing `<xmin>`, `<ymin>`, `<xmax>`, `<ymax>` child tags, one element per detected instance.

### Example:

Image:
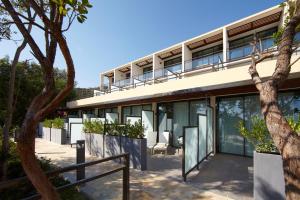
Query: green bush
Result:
<box><xmin>238</xmin><ymin>116</ymin><xmax>277</xmax><ymax>153</ymax></box>
<box><xmin>52</xmin><ymin>118</ymin><xmax>65</xmax><ymax>129</ymax></box>
<box><xmin>238</xmin><ymin>116</ymin><xmax>300</xmax><ymax>153</ymax></box>
<box><xmin>83</xmin><ymin>119</ymin><xmax>104</xmax><ymax>134</ymax></box>
<box><xmin>126</xmin><ymin>120</ymin><xmax>144</xmax><ymax>139</ymax></box>
<box><xmin>43</xmin><ymin>119</ymin><xmax>52</xmax><ymax>128</ymax></box>
<box><xmin>0</xmin><ymin>135</ymin><xmax>88</xmax><ymax>200</ymax></box>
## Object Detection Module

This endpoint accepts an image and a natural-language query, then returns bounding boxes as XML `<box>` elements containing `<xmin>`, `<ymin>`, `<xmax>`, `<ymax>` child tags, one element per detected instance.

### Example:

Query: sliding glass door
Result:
<box><xmin>218</xmin><ymin>97</ymin><xmax>244</xmax><ymax>155</ymax></box>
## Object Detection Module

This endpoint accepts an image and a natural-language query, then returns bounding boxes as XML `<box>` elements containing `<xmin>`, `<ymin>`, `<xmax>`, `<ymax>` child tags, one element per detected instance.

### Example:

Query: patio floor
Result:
<box><xmin>147</xmin><ymin>152</ymin><xmax>253</xmax><ymax>200</ymax></box>
<box><xmin>34</xmin><ymin>138</ymin><xmax>253</xmax><ymax>200</ymax></box>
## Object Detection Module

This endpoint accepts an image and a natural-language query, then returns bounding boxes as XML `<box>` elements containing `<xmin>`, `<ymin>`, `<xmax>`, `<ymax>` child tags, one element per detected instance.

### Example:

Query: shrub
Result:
<box><xmin>42</xmin><ymin>119</ymin><xmax>52</xmax><ymax>128</ymax></box>
<box><xmin>52</xmin><ymin>118</ymin><xmax>65</xmax><ymax>129</ymax></box>
<box><xmin>83</xmin><ymin>119</ymin><xmax>104</xmax><ymax>134</ymax></box>
<box><xmin>238</xmin><ymin>116</ymin><xmax>277</xmax><ymax>153</ymax></box>
<box><xmin>0</xmin><ymin>136</ymin><xmax>88</xmax><ymax>200</ymax></box>
<box><xmin>126</xmin><ymin>120</ymin><xmax>144</xmax><ymax>139</ymax></box>
<box><xmin>238</xmin><ymin>116</ymin><xmax>300</xmax><ymax>153</ymax></box>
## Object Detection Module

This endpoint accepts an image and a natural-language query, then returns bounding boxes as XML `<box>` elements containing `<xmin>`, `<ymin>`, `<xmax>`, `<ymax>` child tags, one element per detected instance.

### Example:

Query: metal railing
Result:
<box><xmin>0</xmin><ymin>153</ymin><xmax>130</xmax><ymax>200</ymax></box>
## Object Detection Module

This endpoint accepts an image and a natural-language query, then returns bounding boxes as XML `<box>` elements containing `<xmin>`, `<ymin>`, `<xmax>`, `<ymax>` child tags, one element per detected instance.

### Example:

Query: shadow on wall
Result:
<box><xmin>256</xmin><ymin>177</ymin><xmax>285</xmax><ymax>200</ymax></box>
<box><xmin>105</xmin><ymin>135</ymin><xmax>121</xmax><ymax>158</ymax></box>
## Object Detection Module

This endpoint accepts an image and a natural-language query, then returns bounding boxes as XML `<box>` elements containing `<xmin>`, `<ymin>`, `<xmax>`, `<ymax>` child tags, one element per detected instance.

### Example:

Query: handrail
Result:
<box><xmin>0</xmin><ymin>153</ymin><xmax>130</xmax><ymax>200</ymax></box>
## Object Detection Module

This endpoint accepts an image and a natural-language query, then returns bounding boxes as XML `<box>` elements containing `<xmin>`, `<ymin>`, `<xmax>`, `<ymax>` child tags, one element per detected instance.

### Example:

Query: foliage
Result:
<box><xmin>126</xmin><ymin>120</ymin><xmax>144</xmax><ymax>139</ymax></box>
<box><xmin>239</xmin><ymin>116</ymin><xmax>300</xmax><ymax>153</ymax></box>
<box><xmin>238</xmin><ymin>116</ymin><xmax>277</xmax><ymax>153</ymax></box>
<box><xmin>273</xmin><ymin>1</ymin><xmax>300</xmax><ymax>44</ymax></box>
<box><xmin>83</xmin><ymin>120</ymin><xmax>104</xmax><ymax>134</ymax></box>
<box><xmin>0</xmin><ymin>136</ymin><xmax>88</xmax><ymax>199</ymax></box>
<box><xmin>51</xmin><ymin>118</ymin><xmax>65</xmax><ymax>129</ymax></box>
<box><xmin>105</xmin><ymin>120</ymin><xmax>121</xmax><ymax>136</ymax></box>
<box><xmin>43</xmin><ymin>119</ymin><xmax>52</xmax><ymax>128</ymax></box>
<box><xmin>287</xmin><ymin>117</ymin><xmax>300</xmax><ymax>135</ymax></box>
<box><xmin>0</xmin><ymin>58</ymin><xmax>77</xmax><ymax>127</ymax></box>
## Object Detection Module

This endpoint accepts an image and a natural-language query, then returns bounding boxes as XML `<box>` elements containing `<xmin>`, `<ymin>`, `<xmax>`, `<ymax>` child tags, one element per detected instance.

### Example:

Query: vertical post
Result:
<box><xmin>123</xmin><ymin>153</ymin><xmax>130</xmax><ymax>200</ymax></box>
<box><xmin>223</xmin><ymin>26</ymin><xmax>228</xmax><ymax>68</ymax></box>
<box><xmin>76</xmin><ymin>140</ymin><xmax>85</xmax><ymax>181</ymax></box>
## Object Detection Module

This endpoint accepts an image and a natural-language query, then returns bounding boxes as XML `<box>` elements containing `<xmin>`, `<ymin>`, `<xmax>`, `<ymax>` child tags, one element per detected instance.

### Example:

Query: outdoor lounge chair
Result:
<box><xmin>153</xmin><ymin>131</ymin><xmax>170</xmax><ymax>155</ymax></box>
<box><xmin>147</xmin><ymin>131</ymin><xmax>157</xmax><ymax>155</ymax></box>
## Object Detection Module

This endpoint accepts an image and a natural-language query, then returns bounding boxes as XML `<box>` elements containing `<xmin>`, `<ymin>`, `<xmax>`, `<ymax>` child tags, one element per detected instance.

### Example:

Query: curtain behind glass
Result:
<box><xmin>173</xmin><ymin>102</ymin><xmax>189</xmax><ymax>147</ymax></box>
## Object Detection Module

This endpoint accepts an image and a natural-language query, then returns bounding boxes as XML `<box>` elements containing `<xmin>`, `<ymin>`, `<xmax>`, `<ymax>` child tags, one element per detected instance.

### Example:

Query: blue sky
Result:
<box><xmin>0</xmin><ymin>0</ymin><xmax>282</xmax><ymax>88</ymax></box>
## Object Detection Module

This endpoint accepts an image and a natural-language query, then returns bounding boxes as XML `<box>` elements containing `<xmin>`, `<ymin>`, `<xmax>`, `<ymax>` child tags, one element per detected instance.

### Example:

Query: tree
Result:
<box><xmin>0</xmin><ymin>7</ymin><xmax>35</xmax><ymax>181</ymax></box>
<box><xmin>0</xmin><ymin>0</ymin><xmax>91</xmax><ymax>199</ymax></box>
<box><xmin>249</xmin><ymin>1</ymin><xmax>300</xmax><ymax>199</ymax></box>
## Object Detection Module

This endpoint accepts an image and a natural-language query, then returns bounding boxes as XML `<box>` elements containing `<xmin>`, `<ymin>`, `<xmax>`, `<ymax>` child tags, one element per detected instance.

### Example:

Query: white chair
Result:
<box><xmin>153</xmin><ymin>131</ymin><xmax>170</xmax><ymax>155</ymax></box>
<box><xmin>146</xmin><ymin>131</ymin><xmax>157</xmax><ymax>155</ymax></box>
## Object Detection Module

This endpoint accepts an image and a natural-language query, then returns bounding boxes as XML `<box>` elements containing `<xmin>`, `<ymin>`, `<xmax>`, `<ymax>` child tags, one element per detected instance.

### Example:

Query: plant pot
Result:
<box><xmin>81</xmin><ymin>133</ymin><xmax>91</xmax><ymax>155</ymax></box>
<box><xmin>51</xmin><ymin>128</ymin><xmax>66</xmax><ymax>144</ymax></box>
<box><xmin>42</xmin><ymin>127</ymin><xmax>51</xmax><ymax>141</ymax></box>
<box><xmin>90</xmin><ymin>133</ymin><xmax>104</xmax><ymax>158</ymax></box>
<box><xmin>121</xmin><ymin>136</ymin><xmax>147</xmax><ymax>170</ymax></box>
<box><xmin>104</xmin><ymin>135</ymin><xmax>121</xmax><ymax>158</ymax></box>
<box><xmin>254</xmin><ymin>151</ymin><xmax>285</xmax><ymax>200</ymax></box>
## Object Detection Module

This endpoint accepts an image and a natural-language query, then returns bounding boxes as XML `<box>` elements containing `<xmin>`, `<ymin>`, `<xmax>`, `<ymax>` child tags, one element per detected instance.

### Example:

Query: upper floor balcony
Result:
<box><xmin>84</xmin><ymin>5</ymin><xmax>300</xmax><ymax>99</ymax></box>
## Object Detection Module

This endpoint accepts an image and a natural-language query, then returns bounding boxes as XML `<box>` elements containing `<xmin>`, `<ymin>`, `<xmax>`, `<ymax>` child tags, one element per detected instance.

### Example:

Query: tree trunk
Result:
<box><xmin>1</xmin><ymin>40</ymin><xmax>27</xmax><ymax>181</ymax></box>
<box><xmin>259</xmin><ymin>82</ymin><xmax>300</xmax><ymax>199</ymax></box>
<box><xmin>17</xmin><ymin>125</ymin><xmax>60</xmax><ymax>200</ymax></box>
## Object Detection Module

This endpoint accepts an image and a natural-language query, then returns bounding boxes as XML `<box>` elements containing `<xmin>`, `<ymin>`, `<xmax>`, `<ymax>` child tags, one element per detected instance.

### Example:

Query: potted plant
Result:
<box><xmin>51</xmin><ymin>118</ymin><xmax>66</xmax><ymax>144</ymax></box>
<box><xmin>238</xmin><ymin>116</ymin><xmax>300</xmax><ymax>200</ymax></box>
<box><xmin>104</xmin><ymin>120</ymin><xmax>123</xmax><ymax>158</ymax></box>
<box><xmin>83</xmin><ymin>119</ymin><xmax>104</xmax><ymax>157</ymax></box>
<box><xmin>42</xmin><ymin>119</ymin><xmax>52</xmax><ymax>141</ymax></box>
<box><xmin>121</xmin><ymin>120</ymin><xmax>147</xmax><ymax>170</ymax></box>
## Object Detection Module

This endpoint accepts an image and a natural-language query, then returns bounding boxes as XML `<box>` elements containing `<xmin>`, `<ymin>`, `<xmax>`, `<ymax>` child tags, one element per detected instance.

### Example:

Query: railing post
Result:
<box><xmin>76</xmin><ymin>140</ymin><xmax>85</xmax><ymax>181</ymax></box>
<box><xmin>123</xmin><ymin>153</ymin><xmax>130</xmax><ymax>200</ymax></box>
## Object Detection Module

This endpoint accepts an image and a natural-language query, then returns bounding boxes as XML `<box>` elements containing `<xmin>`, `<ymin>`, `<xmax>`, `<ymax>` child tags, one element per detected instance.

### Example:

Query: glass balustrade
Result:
<box><xmin>185</xmin><ymin>53</ymin><xmax>223</xmax><ymax>72</ymax></box>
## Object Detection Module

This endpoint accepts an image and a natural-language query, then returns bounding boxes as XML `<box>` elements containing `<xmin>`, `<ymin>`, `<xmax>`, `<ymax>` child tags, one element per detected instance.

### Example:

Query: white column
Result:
<box><xmin>182</xmin><ymin>43</ymin><xmax>192</xmax><ymax>73</ymax></box>
<box><xmin>152</xmin><ymin>54</ymin><xmax>163</xmax><ymax>81</ymax></box>
<box><xmin>117</xmin><ymin>106</ymin><xmax>122</xmax><ymax>123</ymax></box>
<box><xmin>99</xmin><ymin>73</ymin><xmax>104</xmax><ymax>90</ymax></box>
<box><xmin>223</xmin><ymin>26</ymin><xmax>228</xmax><ymax>68</ymax></box>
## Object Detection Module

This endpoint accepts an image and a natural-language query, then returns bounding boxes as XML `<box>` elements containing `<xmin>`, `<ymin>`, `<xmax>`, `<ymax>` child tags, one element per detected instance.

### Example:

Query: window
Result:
<box><xmin>229</xmin><ymin>27</ymin><xmax>277</xmax><ymax>60</ymax></box>
<box><xmin>122</xmin><ymin>104</ymin><xmax>152</xmax><ymax>123</ymax></box>
<box><xmin>164</xmin><ymin>57</ymin><xmax>182</xmax><ymax>67</ymax></box>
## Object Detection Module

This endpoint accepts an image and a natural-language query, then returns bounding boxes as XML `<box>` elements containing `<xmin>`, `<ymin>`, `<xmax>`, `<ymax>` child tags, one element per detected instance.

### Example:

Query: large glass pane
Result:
<box><xmin>132</xmin><ymin>105</ymin><xmax>142</xmax><ymax>117</ymax></box>
<box><xmin>190</xmin><ymin>100</ymin><xmax>207</xmax><ymax>126</ymax></box>
<box><xmin>218</xmin><ymin>97</ymin><xmax>244</xmax><ymax>155</ymax></box>
<box><xmin>122</xmin><ymin>107</ymin><xmax>131</xmax><ymax>123</ymax></box>
<box><xmin>184</xmin><ymin>127</ymin><xmax>198</xmax><ymax>174</ymax></box>
<box><xmin>142</xmin><ymin>104</ymin><xmax>152</xmax><ymax>111</ymax></box>
<box><xmin>278</xmin><ymin>92</ymin><xmax>295</xmax><ymax>118</ymax></box>
<box><xmin>173</xmin><ymin>102</ymin><xmax>189</xmax><ymax>147</ymax></box>
<box><xmin>244</xmin><ymin>95</ymin><xmax>260</xmax><ymax>156</ymax></box>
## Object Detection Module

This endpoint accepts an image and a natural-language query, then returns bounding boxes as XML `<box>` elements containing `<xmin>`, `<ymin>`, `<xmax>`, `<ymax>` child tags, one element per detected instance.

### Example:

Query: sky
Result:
<box><xmin>0</xmin><ymin>0</ymin><xmax>283</xmax><ymax>88</ymax></box>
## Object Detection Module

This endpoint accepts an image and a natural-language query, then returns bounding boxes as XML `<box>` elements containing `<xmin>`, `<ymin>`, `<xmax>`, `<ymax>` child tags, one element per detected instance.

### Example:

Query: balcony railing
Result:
<box><xmin>133</xmin><ymin>71</ymin><xmax>153</xmax><ymax>82</ymax></box>
<box><xmin>154</xmin><ymin>63</ymin><xmax>182</xmax><ymax>79</ymax></box>
<box><xmin>113</xmin><ymin>78</ymin><xmax>132</xmax><ymax>88</ymax></box>
<box><xmin>184</xmin><ymin>53</ymin><xmax>223</xmax><ymax>72</ymax></box>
